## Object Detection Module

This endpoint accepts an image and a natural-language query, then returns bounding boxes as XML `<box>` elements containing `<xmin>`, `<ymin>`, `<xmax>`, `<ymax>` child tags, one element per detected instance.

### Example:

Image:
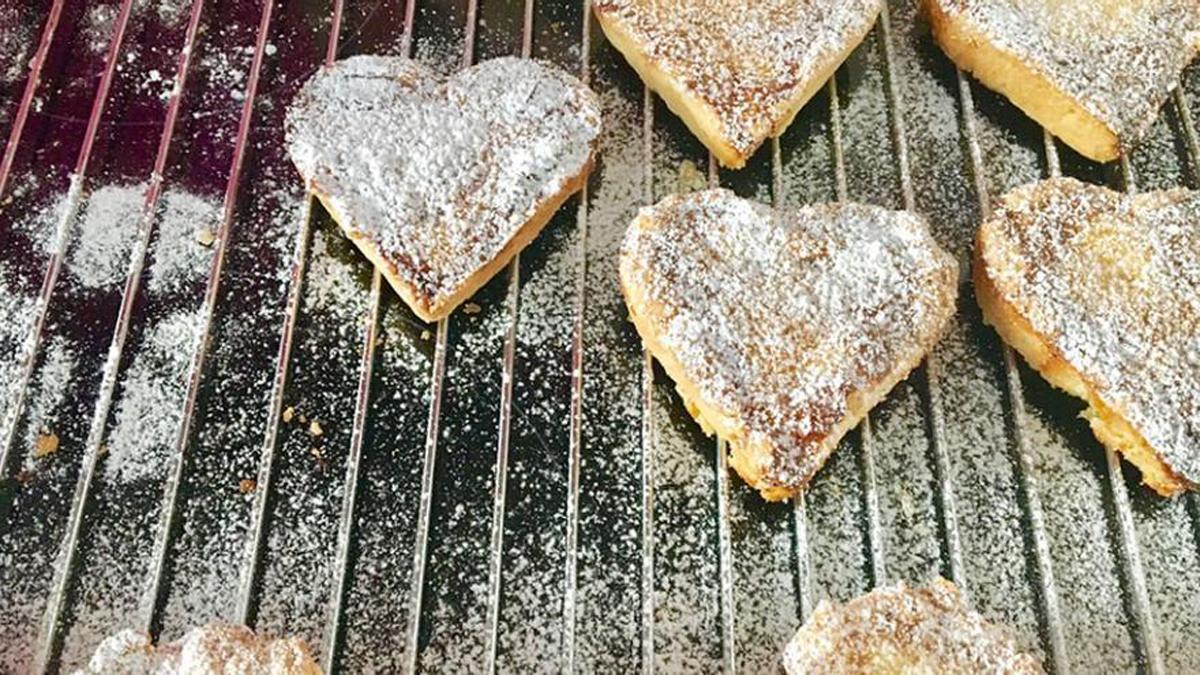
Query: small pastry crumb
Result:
<box><xmin>34</xmin><ymin>432</ymin><xmax>59</xmax><ymax>458</ymax></box>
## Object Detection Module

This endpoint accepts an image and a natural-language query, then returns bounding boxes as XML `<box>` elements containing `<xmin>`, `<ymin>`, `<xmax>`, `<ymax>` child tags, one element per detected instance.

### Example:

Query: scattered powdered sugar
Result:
<box><xmin>620</xmin><ymin>189</ymin><xmax>958</xmax><ymax>495</ymax></box>
<box><xmin>65</xmin><ymin>183</ymin><xmax>220</xmax><ymax>292</ymax></box>
<box><xmin>593</xmin><ymin>0</ymin><xmax>880</xmax><ymax>161</ymax></box>
<box><xmin>69</xmin><ymin>184</ymin><xmax>146</xmax><ymax>290</ymax></box>
<box><xmin>19</xmin><ymin>336</ymin><xmax>75</xmax><ymax>470</ymax></box>
<box><xmin>781</xmin><ymin>579</ymin><xmax>1042</xmax><ymax>673</ymax></box>
<box><xmin>285</xmin><ymin>55</ymin><xmax>601</xmax><ymax>318</ymax></box>
<box><xmin>103</xmin><ymin>307</ymin><xmax>205</xmax><ymax>483</ymax></box>
<box><xmin>979</xmin><ymin>177</ymin><xmax>1200</xmax><ymax>485</ymax></box>
<box><xmin>932</xmin><ymin>0</ymin><xmax>1200</xmax><ymax>150</ymax></box>
<box><xmin>0</xmin><ymin>5</ymin><xmax>32</xmax><ymax>84</ymax></box>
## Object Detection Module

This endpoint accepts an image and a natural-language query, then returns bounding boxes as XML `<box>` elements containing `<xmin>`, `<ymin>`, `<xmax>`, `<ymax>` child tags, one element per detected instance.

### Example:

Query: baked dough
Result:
<box><xmin>593</xmin><ymin>0</ymin><xmax>880</xmax><ymax>169</ymax></box>
<box><xmin>619</xmin><ymin>189</ymin><xmax>957</xmax><ymax>500</ymax></box>
<box><xmin>286</xmin><ymin>56</ymin><xmax>601</xmax><ymax>322</ymax></box>
<box><xmin>926</xmin><ymin>0</ymin><xmax>1200</xmax><ymax>163</ymax></box>
<box><xmin>77</xmin><ymin>624</ymin><xmax>320</xmax><ymax>674</ymax></box>
<box><xmin>975</xmin><ymin>177</ymin><xmax>1200</xmax><ymax>496</ymax></box>
<box><xmin>782</xmin><ymin>580</ymin><xmax>1043</xmax><ymax>674</ymax></box>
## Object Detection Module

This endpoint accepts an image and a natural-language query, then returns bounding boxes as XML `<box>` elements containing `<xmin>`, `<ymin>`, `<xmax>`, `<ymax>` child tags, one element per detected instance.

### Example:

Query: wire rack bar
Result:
<box><xmin>874</xmin><ymin>2</ymin><xmax>964</xmax><ymax>589</ymax></box>
<box><xmin>825</xmin><ymin>71</ymin><xmax>886</xmax><ymax>586</ymax></box>
<box><xmin>29</xmin><ymin>0</ymin><xmax>206</xmax><ymax>669</ymax></box>
<box><xmin>560</xmin><ymin>0</ymin><xmax>593</xmax><ymax>666</ymax></box>
<box><xmin>704</xmin><ymin>154</ymin><xmax>737</xmax><ymax>674</ymax></box>
<box><xmin>319</xmin><ymin>1</ymin><xmax>412</xmax><ymax>669</ymax></box>
<box><xmin>1107</xmin><ymin>154</ymin><xmax>1166</xmax><ymax>675</ymax></box>
<box><xmin>139</xmin><ymin>0</ymin><xmax>280</xmax><ymax>637</ymax></box>
<box><xmin>236</xmin><ymin>0</ymin><xmax>354</xmax><ymax>628</ymax></box>
<box><xmin>403</xmin><ymin>3</ymin><xmax>479</xmax><ymax>669</ymax></box>
<box><xmin>0</xmin><ymin>0</ymin><xmax>135</xmax><ymax>478</ymax></box>
<box><xmin>638</xmin><ymin>82</ymin><xmax>656</xmax><ymax>675</ymax></box>
<box><xmin>1172</xmin><ymin>89</ymin><xmax>1200</xmax><ymax>183</ymax></box>
<box><xmin>954</xmin><ymin>66</ymin><xmax>1072</xmax><ymax>674</ymax></box>
<box><xmin>770</xmin><ymin>133</ymin><xmax>815</xmax><ymax>621</ymax></box>
<box><xmin>482</xmin><ymin>3</ymin><xmax>536</xmax><ymax>670</ymax></box>
<box><xmin>0</xmin><ymin>0</ymin><xmax>64</xmax><ymax>199</ymax></box>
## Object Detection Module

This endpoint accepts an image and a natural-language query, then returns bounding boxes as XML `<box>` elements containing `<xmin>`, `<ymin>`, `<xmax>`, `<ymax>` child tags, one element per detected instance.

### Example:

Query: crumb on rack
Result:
<box><xmin>196</xmin><ymin>227</ymin><xmax>215</xmax><ymax>247</ymax></box>
<box><xmin>34</xmin><ymin>431</ymin><xmax>59</xmax><ymax>458</ymax></box>
<box><xmin>239</xmin><ymin>478</ymin><xmax>256</xmax><ymax>493</ymax></box>
<box><xmin>282</xmin><ymin>406</ymin><xmax>294</xmax><ymax>423</ymax></box>
<box><xmin>309</xmin><ymin>420</ymin><xmax>323</xmax><ymax>436</ymax></box>
<box><xmin>464</xmin><ymin>302</ymin><xmax>482</xmax><ymax>315</ymax></box>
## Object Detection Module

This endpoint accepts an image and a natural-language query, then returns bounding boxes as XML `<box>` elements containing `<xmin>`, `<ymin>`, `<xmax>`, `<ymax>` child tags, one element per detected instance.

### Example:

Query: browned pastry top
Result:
<box><xmin>783</xmin><ymin>580</ymin><xmax>1043</xmax><ymax>673</ymax></box>
<box><xmin>286</xmin><ymin>56</ymin><xmax>600</xmax><ymax>317</ymax></box>
<box><xmin>930</xmin><ymin>0</ymin><xmax>1200</xmax><ymax>147</ymax></box>
<box><xmin>594</xmin><ymin>0</ymin><xmax>880</xmax><ymax>158</ymax></box>
<box><xmin>620</xmin><ymin>189</ymin><xmax>956</xmax><ymax>494</ymax></box>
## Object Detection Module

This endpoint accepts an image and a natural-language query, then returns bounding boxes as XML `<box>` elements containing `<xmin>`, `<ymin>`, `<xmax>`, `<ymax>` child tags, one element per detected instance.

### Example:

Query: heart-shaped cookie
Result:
<box><xmin>593</xmin><ymin>0</ymin><xmax>881</xmax><ymax>169</ymax></box>
<box><xmin>927</xmin><ymin>0</ymin><xmax>1200</xmax><ymax>162</ymax></box>
<box><xmin>619</xmin><ymin>189</ymin><xmax>957</xmax><ymax>500</ymax></box>
<box><xmin>783</xmin><ymin>580</ymin><xmax>1042</xmax><ymax>674</ymax></box>
<box><xmin>976</xmin><ymin>177</ymin><xmax>1200</xmax><ymax>496</ymax></box>
<box><xmin>286</xmin><ymin>56</ymin><xmax>601</xmax><ymax>321</ymax></box>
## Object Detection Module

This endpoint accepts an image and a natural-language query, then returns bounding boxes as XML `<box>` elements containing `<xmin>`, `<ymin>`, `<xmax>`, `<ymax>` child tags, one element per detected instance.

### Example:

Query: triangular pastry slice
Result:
<box><xmin>975</xmin><ymin>177</ymin><xmax>1200</xmax><ymax>496</ymax></box>
<box><xmin>594</xmin><ymin>0</ymin><xmax>881</xmax><ymax>169</ymax></box>
<box><xmin>782</xmin><ymin>580</ymin><xmax>1043</xmax><ymax>674</ymax></box>
<box><xmin>286</xmin><ymin>56</ymin><xmax>601</xmax><ymax>322</ymax></box>
<box><xmin>619</xmin><ymin>189</ymin><xmax>957</xmax><ymax>500</ymax></box>
<box><xmin>926</xmin><ymin>0</ymin><xmax>1200</xmax><ymax>162</ymax></box>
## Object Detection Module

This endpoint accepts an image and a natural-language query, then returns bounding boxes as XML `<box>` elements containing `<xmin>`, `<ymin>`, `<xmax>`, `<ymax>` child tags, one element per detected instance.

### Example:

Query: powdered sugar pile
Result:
<box><xmin>593</xmin><ymin>0</ymin><xmax>881</xmax><ymax>159</ymax></box>
<box><xmin>620</xmin><ymin>189</ymin><xmax>957</xmax><ymax>494</ymax></box>
<box><xmin>979</xmin><ymin>177</ymin><xmax>1200</xmax><ymax>485</ymax></box>
<box><xmin>285</xmin><ymin>55</ymin><xmax>601</xmax><ymax>317</ymax></box>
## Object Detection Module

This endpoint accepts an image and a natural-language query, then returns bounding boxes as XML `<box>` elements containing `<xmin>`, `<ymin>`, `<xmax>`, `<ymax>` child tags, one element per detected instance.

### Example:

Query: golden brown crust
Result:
<box><xmin>925</xmin><ymin>0</ymin><xmax>1119</xmax><ymax>162</ymax></box>
<box><xmin>973</xmin><ymin>240</ymin><xmax>1187</xmax><ymax>497</ymax></box>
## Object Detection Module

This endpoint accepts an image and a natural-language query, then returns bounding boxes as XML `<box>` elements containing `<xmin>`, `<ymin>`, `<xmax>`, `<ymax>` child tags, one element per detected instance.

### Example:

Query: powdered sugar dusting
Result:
<box><xmin>285</xmin><ymin>55</ymin><xmax>600</xmax><ymax>318</ymax></box>
<box><xmin>594</xmin><ymin>0</ymin><xmax>881</xmax><ymax>160</ymax></box>
<box><xmin>980</xmin><ymin>177</ymin><xmax>1200</xmax><ymax>485</ymax></box>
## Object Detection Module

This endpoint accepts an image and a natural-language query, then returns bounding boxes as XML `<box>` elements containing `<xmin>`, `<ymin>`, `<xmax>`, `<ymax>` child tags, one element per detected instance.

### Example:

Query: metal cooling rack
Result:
<box><xmin>1</xmin><ymin>0</ymin><xmax>1199</xmax><ymax>672</ymax></box>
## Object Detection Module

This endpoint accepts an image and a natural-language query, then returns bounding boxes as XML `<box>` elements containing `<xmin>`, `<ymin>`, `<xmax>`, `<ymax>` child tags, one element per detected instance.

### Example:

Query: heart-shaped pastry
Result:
<box><xmin>783</xmin><ymin>580</ymin><xmax>1042</xmax><ymax>674</ymax></box>
<box><xmin>975</xmin><ymin>177</ymin><xmax>1200</xmax><ymax>496</ymax></box>
<box><xmin>619</xmin><ymin>189</ymin><xmax>957</xmax><ymax>500</ymax></box>
<box><xmin>286</xmin><ymin>56</ymin><xmax>601</xmax><ymax>321</ymax></box>
<box><xmin>927</xmin><ymin>0</ymin><xmax>1200</xmax><ymax>162</ymax></box>
<box><xmin>593</xmin><ymin>0</ymin><xmax>881</xmax><ymax>169</ymax></box>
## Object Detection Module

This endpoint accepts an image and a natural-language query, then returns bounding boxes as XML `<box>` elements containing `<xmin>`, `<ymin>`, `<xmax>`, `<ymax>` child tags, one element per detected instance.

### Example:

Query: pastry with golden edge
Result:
<box><xmin>926</xmin><ymin>0</ymin><xmax>1200</xmax><ymax>163</ymax></box>
<box><xmin>619</xmin><ymin>189</ymin><xmax>957</xmax><ymax>500</ymax></box>
<box><xmin>975</xmin><ymin>177</ymin><xmax>1200</xmax><ymax>496</ymax></box>
<box><xmin>286</xmin><ymin>56</ymin><xmax>601</xmax><ymax>322</ymax></box>
<box><xmin>782</xmin><ymin>580</ymin><xmax>1043</xmax><ymax>674</ymax></box>
<box><xmin>76</xmin><ymin>623</ymin><xmax>320</xmax><ymax>674</ymax></box>
<box><xmin>593</xmin><ymin>0</ymin><xmax>880</xmax><ymax>169</ymax></box>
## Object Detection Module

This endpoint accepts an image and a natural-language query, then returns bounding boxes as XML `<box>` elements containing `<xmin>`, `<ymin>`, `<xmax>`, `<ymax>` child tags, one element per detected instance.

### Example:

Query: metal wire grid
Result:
<box><xmin>0</xmin><ymin>0</ymin><xmax>1199</xmax><ymax>672</ymax></box>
